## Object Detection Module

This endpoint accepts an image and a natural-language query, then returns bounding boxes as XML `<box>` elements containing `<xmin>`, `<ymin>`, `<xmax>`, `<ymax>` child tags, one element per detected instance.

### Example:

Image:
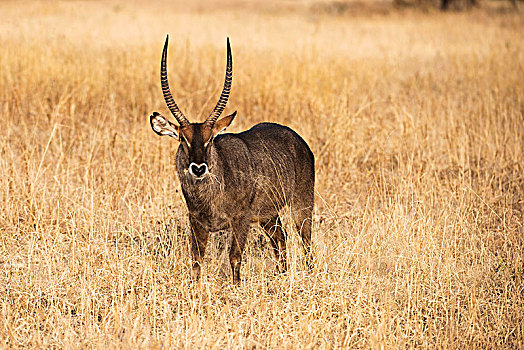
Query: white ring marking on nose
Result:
<box><xmin>189</xmin><ymin>162</ymin><xmax>208</xmax><ymax>177</ymax></box>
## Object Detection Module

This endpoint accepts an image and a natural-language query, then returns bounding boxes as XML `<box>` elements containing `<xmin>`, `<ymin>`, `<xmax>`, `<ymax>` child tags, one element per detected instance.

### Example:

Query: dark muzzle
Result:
<box><xmin>189</xmin><ymin>163</ymin><xmax>208</xmax><ymax>178</ymax></box>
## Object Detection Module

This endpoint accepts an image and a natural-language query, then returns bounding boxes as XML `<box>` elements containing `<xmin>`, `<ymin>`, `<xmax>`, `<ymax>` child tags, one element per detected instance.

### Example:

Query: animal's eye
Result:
<box><xmin>204</xmin><ymin>137</ymin><xmax>213</xmax><ymax>148</ymax></box>
<box><xmin>181</xmin><ymin>136</ymin><xmax>191</xmax><ymax>148</ymax></box>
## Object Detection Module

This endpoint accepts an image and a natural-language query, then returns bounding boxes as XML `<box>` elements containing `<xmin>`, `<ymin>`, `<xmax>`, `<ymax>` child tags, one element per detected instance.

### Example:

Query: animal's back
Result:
<box><xmin>241</xmin><ymin>122</ymin><xmax>314</xmax><ymax>187</ymax></box>
<box><xmin>215</xmin><ymin>122</ymin><xmax>314</xmax><ymax>221</ymax></box>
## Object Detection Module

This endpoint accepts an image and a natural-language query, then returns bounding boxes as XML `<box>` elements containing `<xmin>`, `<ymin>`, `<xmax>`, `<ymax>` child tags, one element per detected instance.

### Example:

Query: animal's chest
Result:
<box><xmin>181</xmin><ymin>182</ymin><xmax>232</xmax><ymax>232</ymax></box>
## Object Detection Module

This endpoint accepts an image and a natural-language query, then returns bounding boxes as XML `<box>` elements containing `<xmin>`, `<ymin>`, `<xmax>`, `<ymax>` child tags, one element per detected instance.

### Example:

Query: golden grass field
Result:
<box><xmin>0</xmin><ymin>0</ymin><xmax>523</xmax><ymax>348</ymax></box>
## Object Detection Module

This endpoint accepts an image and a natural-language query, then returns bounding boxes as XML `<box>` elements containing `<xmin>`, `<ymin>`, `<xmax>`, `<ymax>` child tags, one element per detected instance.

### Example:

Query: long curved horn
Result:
<box><xmin>161</xmin><ymin>35</ymin><xmax>190</xmax><ymax>127</ymax></box>
<box><xmin>206</xmin><ymin>37</ymin><xmax>232</xmax><ymax>126</ymax></box>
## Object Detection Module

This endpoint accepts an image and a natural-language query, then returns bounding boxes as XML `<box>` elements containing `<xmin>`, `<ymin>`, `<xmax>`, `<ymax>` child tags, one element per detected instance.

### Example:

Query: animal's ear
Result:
<box><xmin>212</xmin><ymin>111</ymin><xmax>237</xmax><ymax>136</ymax></box>
<box><xmin>150</xmin><ymin>112</ymin><xmax>179</xmax><ymax>138</ymax></box>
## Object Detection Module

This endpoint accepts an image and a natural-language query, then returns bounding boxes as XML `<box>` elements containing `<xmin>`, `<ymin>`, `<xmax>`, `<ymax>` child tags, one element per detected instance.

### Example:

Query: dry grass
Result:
<box><xmin>1</xmin><ymin>0</ymin><xmax>523</xmax><ymax>348</ymax></box>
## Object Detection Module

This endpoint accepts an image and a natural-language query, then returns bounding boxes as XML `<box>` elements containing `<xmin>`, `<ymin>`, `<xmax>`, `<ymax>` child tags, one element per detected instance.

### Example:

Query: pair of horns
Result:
<box><xmin>160</xmin><ymin>35</ymin><xmax>232</xmax><ymax>127</ymax></box>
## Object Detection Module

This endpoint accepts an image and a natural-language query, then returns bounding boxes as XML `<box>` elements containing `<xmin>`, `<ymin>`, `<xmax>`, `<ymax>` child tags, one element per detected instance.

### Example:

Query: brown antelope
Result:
<box><xmin>149</xmin><ymin>36</ymin><xmax>314</xmax><ymax>284</ymax></box>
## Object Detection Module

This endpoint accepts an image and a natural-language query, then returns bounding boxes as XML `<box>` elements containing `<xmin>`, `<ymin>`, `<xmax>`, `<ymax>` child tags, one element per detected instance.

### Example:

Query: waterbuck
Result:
<box><xmin>149</xmin><ymin>36</ymin><xmax>314</xmax><ymax>284</ymax></box>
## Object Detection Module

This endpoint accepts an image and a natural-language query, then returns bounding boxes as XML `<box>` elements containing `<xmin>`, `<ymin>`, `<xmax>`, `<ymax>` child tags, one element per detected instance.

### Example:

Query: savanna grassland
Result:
<box><xmin>0</xmin><ymin>0</ymin><xmax>523</xmax><ymax>348</ymax></box>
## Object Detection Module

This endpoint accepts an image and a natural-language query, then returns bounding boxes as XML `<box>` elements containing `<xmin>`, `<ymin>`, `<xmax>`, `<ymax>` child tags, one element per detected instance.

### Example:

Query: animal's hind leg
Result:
<box><xmin>291</xmin><ymin>202</ymin><xmax>313</xmax><ymax>270</ymax></box>
<box><xmin>261</xmin><ymin>216</ymin><xmax>287</xmax><ymax>273</ymax></box>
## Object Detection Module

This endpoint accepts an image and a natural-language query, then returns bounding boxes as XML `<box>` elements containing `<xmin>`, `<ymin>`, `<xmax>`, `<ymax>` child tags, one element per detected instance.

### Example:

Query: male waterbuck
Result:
<box><xmin>149</xmin><ymin>36</ymin><xmax>315</xmax><ymax>284</ymax></box>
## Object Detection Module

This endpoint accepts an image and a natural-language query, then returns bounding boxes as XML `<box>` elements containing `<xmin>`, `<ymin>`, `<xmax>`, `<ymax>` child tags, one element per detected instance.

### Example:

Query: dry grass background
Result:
<box><xmin>0</xmin><ymin>0</ymin><xmax>523</xmax><ymax>348</ymax></box>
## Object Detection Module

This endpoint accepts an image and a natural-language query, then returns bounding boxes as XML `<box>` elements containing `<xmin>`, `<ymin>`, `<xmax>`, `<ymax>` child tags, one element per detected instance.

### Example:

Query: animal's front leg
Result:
<box><xmin>229</xmin><ymin>217</ymin><xmax>250</xmax><ymax>284</ymax></box>
<box><xmin>189</xmin><ymin>216</ymin><xmax>209</xmax><ymax>282</ymax></box>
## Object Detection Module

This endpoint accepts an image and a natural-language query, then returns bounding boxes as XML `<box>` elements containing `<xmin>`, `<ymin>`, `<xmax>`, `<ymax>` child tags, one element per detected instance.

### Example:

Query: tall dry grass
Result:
<box><xmin>0</xmin><ymin>1</ymin><xmax>523</xmax><ymax>348</ymax></box>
